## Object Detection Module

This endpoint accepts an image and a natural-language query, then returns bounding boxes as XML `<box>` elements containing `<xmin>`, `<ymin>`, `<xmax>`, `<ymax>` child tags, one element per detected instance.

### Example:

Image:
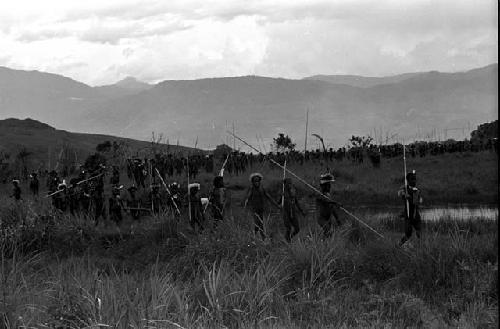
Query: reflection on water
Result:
<box><xmin>367</xmin><ymin>206</ymin><xmax>498</xmax><ymax>221</ymax></box>
<box><xmin>420</xmin><ymin>207</ymin><xmax>498</xmax><ymax>221</ymax></box>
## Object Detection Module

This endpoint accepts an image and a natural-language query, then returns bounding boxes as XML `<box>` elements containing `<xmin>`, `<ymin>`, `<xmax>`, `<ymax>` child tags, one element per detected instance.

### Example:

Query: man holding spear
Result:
<box><xmin>278</xmin><ymin>177</ymin><xmax>306</xmax><ymax>242</ymax></box>
<box><xmin>228</xmin><ymin>130</ymin><xmax>385</xmax><ymax>241</ymax></box>
<box><xmin>398</xmin><ymin>170</ymin><xmax>423</xmax><ymax>246</ymax></box>
<box><xmin>316</xmin><ymin>173</ymin><xmax>342</xmax><ymax>238</ymax></box>
<box><xmin>243</xmin><ymin>173</ymin><xmax>280</xmax><ymax>240</ymax></box>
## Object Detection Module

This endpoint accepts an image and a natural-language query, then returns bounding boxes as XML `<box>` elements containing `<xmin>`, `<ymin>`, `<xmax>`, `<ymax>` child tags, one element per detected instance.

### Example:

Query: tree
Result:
<box><xmin>471</xmin><ymin>120</ymin><xmax>498</xmax><ymax>143</ymax></box>
<box><xmin>348</xmin><ymin>135</ymin><xmax>374</xmax><ymax>149</ymax></box>
<box><xmin>96</xmin><ymin>141</ymin><xmax>112</xmax><ymax>153</ymax></box>
<box><xmin>273</xmin><ymin>133</ymin><xmax>296</xmax><ymax>152</ymax></box>
<box><xmin>84</xmin><ymin>153</ymin><xmax>107</xmax><ymax>172</ymax></box>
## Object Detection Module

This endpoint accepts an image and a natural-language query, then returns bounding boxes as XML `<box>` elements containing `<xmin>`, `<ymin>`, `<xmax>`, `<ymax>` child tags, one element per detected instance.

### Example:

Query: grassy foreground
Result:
<box><xmin>1</xmin><ymin>201</ymin><xmax>498</xmax><ymax>328</ymax></box>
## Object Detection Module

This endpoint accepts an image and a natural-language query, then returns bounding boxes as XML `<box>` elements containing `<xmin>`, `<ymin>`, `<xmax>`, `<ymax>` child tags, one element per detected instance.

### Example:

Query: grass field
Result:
<box><xmin>0</xmin><ymin>196</ymin><xmax>498</xmax><ymax>328</ymax></box>
<box><xmin>0</xmin><ymin>150</ymin><xmax>497</xmax><ymax>328</ymax></box>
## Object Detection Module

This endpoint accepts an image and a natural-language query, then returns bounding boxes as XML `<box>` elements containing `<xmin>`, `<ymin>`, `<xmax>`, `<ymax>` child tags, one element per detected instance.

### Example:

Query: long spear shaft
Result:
<box><xmin>403</xmin><ymin>141</ymin><xmax>410</xmax><ymax>218</ymax></box>
<box><xmin>154</xmin><ymin>168</ymin><xmax>181</xmax><ymax>215</ymax></box>
<box><xmin>123</xmin><ymin>207</ymin><xmax>152</xmax><ymax>212</ymax></box>
<box><xmin>227</xmin><ymin>130</ymin><xmax>384</xmax><ymax>239</ymax></box>
<box><xmin>45</xmin><ymin>173</ymin><xmax>104</xmax><ymax>198</ymax></box>
<box><xmin>219</xmin><ymin>152</ymin><xmax>231</xmax><ymax>176</ymax></box>
<box><xmin>77</xmin><ymin>173</ymin><xmax>104</xmax><ymax>185</ymax></box>
<box><xmin>282</xmin><ymin>159</ymin><xmax>286</xmax><ymax>208</ymax></box>
<box><xmin>304</xmin><ymin>108</ymin><xmax>309</xmax><ymax>153</ymax></box>
<box><xmin>150</xmin><ymin>160</ymin><xmax>154</xmax><ymax>213</ymax></box>
<box><xmin>187</xmin><ymin>153</ymin><xmax>191</xmax><ymax>224</ymax></box>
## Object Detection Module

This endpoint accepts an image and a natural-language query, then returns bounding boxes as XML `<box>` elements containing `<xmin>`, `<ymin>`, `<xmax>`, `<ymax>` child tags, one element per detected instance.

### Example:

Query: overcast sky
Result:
<box><xmin>0</xmin><ymin>0</ymin><xmax>497</xmax><ymax>86</ymax></box>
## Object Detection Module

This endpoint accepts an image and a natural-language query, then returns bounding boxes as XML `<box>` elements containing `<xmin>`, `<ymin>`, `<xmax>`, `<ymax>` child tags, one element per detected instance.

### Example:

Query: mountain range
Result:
<box><xmin>0</xmin><ymin>64</ymin><xmax>497</xmax><ymax>150</ymax></box>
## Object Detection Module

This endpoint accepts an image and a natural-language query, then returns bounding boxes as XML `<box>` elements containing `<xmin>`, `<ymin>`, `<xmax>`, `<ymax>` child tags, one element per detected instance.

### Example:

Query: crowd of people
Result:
<box><xmin>5</xmin><ymin>136</ymin><xmax>495</xmax><ymax>244</ymax></box>
<box><xmin>7</xmin><ymin>156</ymin><xmax>429</xmax><ymax>246</ymax></box>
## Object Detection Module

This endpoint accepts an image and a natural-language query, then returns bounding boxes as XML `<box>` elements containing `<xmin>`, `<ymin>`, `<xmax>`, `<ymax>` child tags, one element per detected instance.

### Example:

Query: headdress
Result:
<box><xmin>319</xmin><ymin>173</ymin><xmax>335</xmax><ymax>185</ymax></box>
<box><xmin>188</xmin><ymin>183</ymin><xmax>201</xmax><ymax>191</ymax></box>
<box><xmin>249</xmin><ymin>173</ymin><xmax>263</xmax><ymax>182</ymax></box>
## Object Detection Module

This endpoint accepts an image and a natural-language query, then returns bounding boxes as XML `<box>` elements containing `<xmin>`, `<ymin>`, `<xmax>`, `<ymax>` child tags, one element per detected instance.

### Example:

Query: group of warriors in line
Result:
<box><xmin>9</xmin><ymin>152</ymin><xmax>425</xmax><ymax>246</ymax></box>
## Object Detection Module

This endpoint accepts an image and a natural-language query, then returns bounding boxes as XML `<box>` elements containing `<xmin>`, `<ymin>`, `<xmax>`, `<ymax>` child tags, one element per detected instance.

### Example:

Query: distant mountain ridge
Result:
<box><xmin>94</xmin><ymin>76</ymin><xmax>153</xmax><ymax>98</ymax></box>
<box><xmin>0</xmin><ymin>64</ymin><xmax>497</xmax><ymax>148</ymax></box>
<box><xmin>303</xmin><ymin>64</ymin><xmax>498</xmax><ymax>88</ymax></box>
<box><xmin>303</xmin><ymin>72</ymin><xmax>422</xmax><ymax>88</ymax></box>
<box><xmin>113</xmin><ymin>77</ymin><xmax>152</xmax><ymax>90</ymax></box>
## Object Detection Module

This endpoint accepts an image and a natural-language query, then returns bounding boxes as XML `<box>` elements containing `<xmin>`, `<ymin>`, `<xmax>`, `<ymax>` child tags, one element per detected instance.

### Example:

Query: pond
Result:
<box><xmin>363</xmin><ymin>205</ymin><xmax>498</xmax><ymax>221</ymax></box>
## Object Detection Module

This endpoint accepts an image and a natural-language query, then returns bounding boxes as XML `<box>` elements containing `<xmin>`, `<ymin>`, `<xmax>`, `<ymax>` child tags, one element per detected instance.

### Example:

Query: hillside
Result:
<box><xmin>78</xmin><ymin>64</ymin><xmax>497</xmax><ymax>147</ymax></box>
<box><xmin>94</xmin><ymin>77</ymin><xmax>154</xmax><ymax>98</ymax></box>
<box><xmin>0</xmin><ymin>64</ymin><xmax>497</xmax><ymax>148</ymax></box>
<box><xmin>0</xmin><ymin>118</ymin><xmax>198</xmax><ymax>170</ymax></box>
<box><xmin>303</xmin><ymin>72</ymin><xmax>422</xmax><ymax>88</ymax></box>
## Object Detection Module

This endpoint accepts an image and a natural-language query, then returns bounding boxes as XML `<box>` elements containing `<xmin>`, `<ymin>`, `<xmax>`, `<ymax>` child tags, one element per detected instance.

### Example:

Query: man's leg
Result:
<box><xmin>399</xmin><ymin>218</ymin><xmax>413</xmax><ymax>246</ymax></box>
<box><xmin>283</xmin><ymin>216</ymin><xmax>292</xmax><ymax>242</ymax></box>
<box><xmin>290</xmin><ymin>215</ymin><xmax>300</xmax><ymax>240</ymax></box>
<box><xmin>320</xmin><ymin>219</ymin><xmax>332</xmax><ymax>239</ymax></box>
<box><xmin>413</xmin><ymin>212</ymin><xmax>422</xmax><ymax>239</ymax></box>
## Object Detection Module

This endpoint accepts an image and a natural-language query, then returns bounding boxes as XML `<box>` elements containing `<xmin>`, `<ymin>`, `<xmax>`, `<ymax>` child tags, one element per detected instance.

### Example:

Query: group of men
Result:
<box><xmin>8</xmin><ymin>156</ymin><xmax>423</xmax><ymax>245</ymax></box>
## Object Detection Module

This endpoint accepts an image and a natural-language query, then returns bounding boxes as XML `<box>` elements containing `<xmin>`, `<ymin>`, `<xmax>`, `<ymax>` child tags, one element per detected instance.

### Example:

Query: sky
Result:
<box><xmin>0</xmin><ymin>0</ymin><xmax>497</xmax><ymax>86</ymax></box>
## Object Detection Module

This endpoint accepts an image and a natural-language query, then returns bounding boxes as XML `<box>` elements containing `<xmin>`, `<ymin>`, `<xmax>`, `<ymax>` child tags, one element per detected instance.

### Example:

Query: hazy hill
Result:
<box><xmin>78</xmin><ymin>65</ymin><xmax>497</xmax><ymax>148</ymax></box>
<box><xmin>303</xmin><ymin>72</ymin><xmax>422</xmax><ymax>88</ymax></box>
<box><xmin>0</xmin><ymin>64</ymin><xmax>497</xmax><ymax>149</ymax></box>
<box><xmin>94</xmin><ymin>77</ymin><xmax>153</xmax><ymax>98</ymax></box>
<box><xmin>0</xmin><ymin>66</ymin><xmax>103</xmax><ymax>126</ymax></box>
<box><xmin>0</xmin><ymin>118</ymin><xmax>196</xmax><ymax>170</ymax></box>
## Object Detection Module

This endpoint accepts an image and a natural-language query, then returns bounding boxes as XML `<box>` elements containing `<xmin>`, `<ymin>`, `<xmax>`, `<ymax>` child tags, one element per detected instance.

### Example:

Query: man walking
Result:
<box><xmin>316</xmin><ymin>173</ymin><xmax>342</xmax><ymax>238</ymax></box>
<box><xmin>398</xmin><ymin>171</ymin><xmax>423</xmax><ymax>246</ymax></box>
<box><xmin>243</xmin><ymin>173</ymin><xmax>280</xmax><ymax>240</ymax></box>
<box><xmin>279</xmin><ymin>178</ymin><xmax>306</xmax><ymax>242</ymax></box>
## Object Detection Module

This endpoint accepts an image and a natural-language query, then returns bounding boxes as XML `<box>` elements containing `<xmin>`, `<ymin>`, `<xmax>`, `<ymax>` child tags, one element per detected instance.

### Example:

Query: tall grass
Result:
<box><xmin>0</xmin><ymin>201</ymin><xmax>498</xmax><ymax>328</ymax></box>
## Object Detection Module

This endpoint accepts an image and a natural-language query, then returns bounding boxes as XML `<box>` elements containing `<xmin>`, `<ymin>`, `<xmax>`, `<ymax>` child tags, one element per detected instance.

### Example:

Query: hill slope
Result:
<box><xmin>78</xmin><ymin>64</ymin><xmax>498</xmax><ymax>147</ymax></box>
<box><xmin>0</xmin><ymin>118</ymin><xmax>196</xmax><ymax>171</ymax></box>
<box><xmin>94</xmin><ymin>77</ymin><xmax>154</xmax><ymax>98</ymax></box>
<box><xmin>303</xmin><ymin>72</ymin><xmax>422</xmax><ymax>88</ymax></box>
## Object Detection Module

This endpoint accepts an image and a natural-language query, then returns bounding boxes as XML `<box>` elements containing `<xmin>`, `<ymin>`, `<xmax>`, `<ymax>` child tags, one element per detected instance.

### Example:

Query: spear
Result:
<box><xmin>149</xmin><ymin>160</ymin><xmax>154</xmax><ymax>213</ymax></box>
<box><xmin>77</xmin><ymin>173</ymin><xmax>104</xmax><ymax>186</ymax></box>
<box><xmin>186</xmin><ymin>137</ymin><xmax>198</xmax><ymax>224</ymax></box>
<box><xmin>123</xmin><ymin>207</ymin><xmax>152</xmax><ymax>212</ymax></box>
<box><xmin>154</xmin><ymin>168</ymin><xmax>181</xmax><ymax>215</ymax></box>
<box><xmin>46</xmin><ymin>188</ymin><xmax>67</xmax><ymax>198</ymax></box>
<box><xmin>281</xmin><ymin>159</ymin><xmax>286</xmax><ymax>209</ymax></box>
<box><xmin>219</xmin><ymin>152</ymin><xmax>231</xmax><ymax>177</ymax></box>
<box><xmin>403</xmin><ymin>141</ymin><xmax>410</xmax><ymax>219</ymax></box>
<box><xmin>45</xmin><ymin>173</ymin><xmax>104</xmax><ymax>198</ymax></box>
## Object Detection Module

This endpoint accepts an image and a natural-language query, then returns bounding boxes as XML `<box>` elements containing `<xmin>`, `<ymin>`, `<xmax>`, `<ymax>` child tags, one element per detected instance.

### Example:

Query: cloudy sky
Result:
<box><xmin>0</xmin><ymin>0</ymin><xmax>497</xmax><ymax>86</ymax></box>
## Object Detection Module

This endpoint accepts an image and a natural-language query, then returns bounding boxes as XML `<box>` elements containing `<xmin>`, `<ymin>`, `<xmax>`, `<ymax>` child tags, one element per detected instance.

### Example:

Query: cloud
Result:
<box><xmin>0</xmin><ymin>0</ymin><xmax>496</xmax><ymax>85</ymax></box>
